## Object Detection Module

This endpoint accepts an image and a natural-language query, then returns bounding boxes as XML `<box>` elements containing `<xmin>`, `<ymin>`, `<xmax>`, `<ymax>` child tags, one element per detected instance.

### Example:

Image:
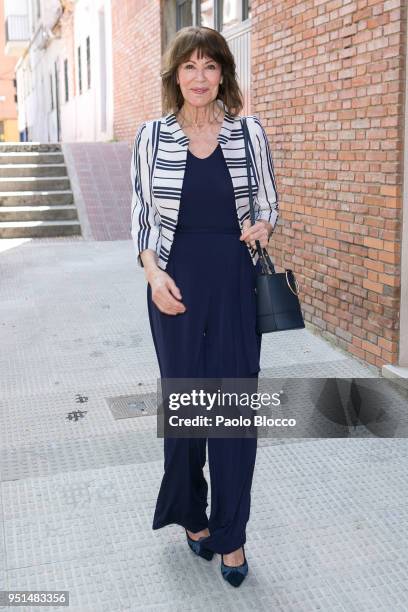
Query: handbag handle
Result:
<box><xmin>241</xmin><ymin>117</ymin><xmax>275</xmax><ymax>275</ymax></box>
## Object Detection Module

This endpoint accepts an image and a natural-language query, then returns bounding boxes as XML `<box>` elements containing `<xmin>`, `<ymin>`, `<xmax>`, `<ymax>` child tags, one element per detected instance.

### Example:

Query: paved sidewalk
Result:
<box><xmin>0</xmin><ymin>238</ymin><xmax>407</xmax><ymax>611</ymax></box>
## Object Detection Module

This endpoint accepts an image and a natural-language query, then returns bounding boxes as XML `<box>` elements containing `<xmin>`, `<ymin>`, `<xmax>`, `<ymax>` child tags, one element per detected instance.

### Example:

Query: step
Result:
<box><xmin>0</xmin><ymin>177</ymin><xmax>71</xmax><ymax>191</ymax></box>
<box><xmin>0</xmin><ymin>142</ymin><xmax>61</xmax><ymax>153</ymax></box>
<box><xmin>0</xmin><ymin>220</ymin><xmax>81</xmax><ymax>238</ymax></box>
<box><xmin>0</xmin><ymin>205</ymin><xmax>79</xmax><ymax>222</ymax></box>
<box><xmin>0</xmin><ymin>190</ymin><xmax>74</xmax><ymax>205</ymax></box>
<box><xmin>0</xmin><ymin>152</ymin><xmax>65</xmax><ymax>164</ymax></box>
<box><xmin>0</xmin><ymin>164</ymin><xmax>68</xmax><ymax>178</ymax></box>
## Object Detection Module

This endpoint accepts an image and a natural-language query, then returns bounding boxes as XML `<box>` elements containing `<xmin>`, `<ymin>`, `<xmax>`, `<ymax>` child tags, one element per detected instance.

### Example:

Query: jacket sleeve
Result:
<box><xmin>130</xmin><ymin>121</ymin><xmax>160</xmax><ymax>268</ymax></box>
<box><xmin>252</xmin><ymin>116</ymin><xmax>279</xmax><ymax>231</ymax></box>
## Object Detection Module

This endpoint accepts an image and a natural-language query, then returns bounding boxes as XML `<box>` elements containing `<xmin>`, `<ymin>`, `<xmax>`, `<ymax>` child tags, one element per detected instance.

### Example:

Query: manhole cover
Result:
<box><xmin>106</xmin><ymin>392</ymin><xmax>157</xmax><ymax>419</ymax></box>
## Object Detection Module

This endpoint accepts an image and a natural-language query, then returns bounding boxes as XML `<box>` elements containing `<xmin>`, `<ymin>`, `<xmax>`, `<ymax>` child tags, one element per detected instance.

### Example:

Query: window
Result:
<box><xmin>173</xmin><ymin>1</ymin><xmax>251</xmax><ymax>31</ymax></box>
<box><xmin>199</xmin><ymin>0</ymin><xmax>214</xmax><ymax>27</ymax></box>
<box><xmin>50</xmin><ymin>73</ymin><xmax>53</xmax><ymax>110</ymax></box>
<box><xmin>176</xmin><ymin>0</ymin><xmax>193</xmax><ymax>29</ymax></box>
<box><xmin>219</xmin><ymin>0</ymin><xmax>251</xmax><ymax>29</ymax></box>
<box><xmin>222</xmin><ymin>0</ymin><xmax>240</xmax><ymax>29</ymax></box>
<box><xmin>86</xmin><ymin>36</ymin><xmax>91</xmax><ymax>89</ymax></box>
<box><xmin>64</xmin><ymin>59</ymin><xmax>69</xmax><ymax>102</ymax></box>
<box><xmin>12</xmin><ymin>77</ymin><xmax>18</xmax><ymax>103</ymax></box>
<box><xmin>78</xmin><ymin>46</ymin><xmax>82</xmax><ymax>94</ymax></box>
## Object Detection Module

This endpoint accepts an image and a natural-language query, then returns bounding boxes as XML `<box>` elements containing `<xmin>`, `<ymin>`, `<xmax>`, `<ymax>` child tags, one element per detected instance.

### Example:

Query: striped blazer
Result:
<box><xmin>130</xmin><ymin>106</ymin><xmax>279</xmax><ymax>270</ymax></box>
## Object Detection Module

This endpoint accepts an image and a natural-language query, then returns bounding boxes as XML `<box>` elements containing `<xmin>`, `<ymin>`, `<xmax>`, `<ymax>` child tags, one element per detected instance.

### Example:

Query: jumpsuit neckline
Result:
<box><xmin>187</xmin><ymin>144</ymin><xmax>220</xmax><ymax>161</ymax></box>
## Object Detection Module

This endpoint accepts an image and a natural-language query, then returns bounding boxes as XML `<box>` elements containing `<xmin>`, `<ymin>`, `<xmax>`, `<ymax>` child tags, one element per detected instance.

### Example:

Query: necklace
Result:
<box><xmin>178</xmin><ymin>105</ymin><xmax>224</xmax><ymax>131</ymax></box>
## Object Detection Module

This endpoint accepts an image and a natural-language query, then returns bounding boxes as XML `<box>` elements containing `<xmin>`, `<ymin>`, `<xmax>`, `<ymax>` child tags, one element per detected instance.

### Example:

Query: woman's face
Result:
<box><xmin>176</xmin><ymin>48</ymin><xmax>222</xmax><ymax>108</ymax></box>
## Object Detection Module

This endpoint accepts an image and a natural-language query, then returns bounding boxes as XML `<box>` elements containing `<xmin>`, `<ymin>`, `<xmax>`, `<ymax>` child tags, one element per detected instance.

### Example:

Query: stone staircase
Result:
<box><xmin>0</xmin><ymin>142</ymin><xmax>81</xmax><ymax>238</ymax></box>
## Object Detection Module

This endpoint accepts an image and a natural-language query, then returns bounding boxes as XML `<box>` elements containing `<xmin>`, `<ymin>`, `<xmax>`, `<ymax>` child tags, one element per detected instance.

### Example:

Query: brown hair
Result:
<box><xmin>161</xmin><ymin>26</ymin><xmax>244</xmax><ymax>117</ymax></box>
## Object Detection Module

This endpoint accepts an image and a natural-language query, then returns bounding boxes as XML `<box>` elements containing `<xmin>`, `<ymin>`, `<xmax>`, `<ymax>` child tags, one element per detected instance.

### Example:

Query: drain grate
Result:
<box><xmin>105</xmin><ymin>392</ymin><xmax>157</xmax><ymax>420</ymax></box>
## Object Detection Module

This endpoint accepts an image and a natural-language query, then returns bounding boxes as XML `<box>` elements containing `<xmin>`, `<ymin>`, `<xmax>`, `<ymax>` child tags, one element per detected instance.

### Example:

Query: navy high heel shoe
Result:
<box><xmin>185</xmin><ymin>529</ymin><xmax>214</xmax><ymax>561</ymax></box>
<box><xmin>221</xmin><ymin>545</ymin><xmax>248</xmax><ymax>587</ymax></box>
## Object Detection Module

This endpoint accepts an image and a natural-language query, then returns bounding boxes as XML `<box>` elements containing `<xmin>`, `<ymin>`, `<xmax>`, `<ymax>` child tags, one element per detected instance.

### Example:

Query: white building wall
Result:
<box><xmin>4</xmin><ymin>0</ymin><xmax>28</xmax><ymax>16</ymax></box>
<box><xmin>13</xmin><ymin>0</ymin><xmax>113</xmax><ymax>142</ymax></box>
<box><xmin>64</xmin><ymin>0</ymin><xmax>113</xmax><ymax>142</ymax></box>
<box><xmin>16</xmin><ymin>38</ymin><xmax>62</xmax><ymax>141</ymax></box>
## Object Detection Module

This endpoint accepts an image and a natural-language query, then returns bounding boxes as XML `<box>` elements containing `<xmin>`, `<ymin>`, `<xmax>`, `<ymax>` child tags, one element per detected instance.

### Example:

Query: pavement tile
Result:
<box><xmin>0</xmin><ymin>238</ymin><xmax>405</xmax><ymax>611</ymax></box>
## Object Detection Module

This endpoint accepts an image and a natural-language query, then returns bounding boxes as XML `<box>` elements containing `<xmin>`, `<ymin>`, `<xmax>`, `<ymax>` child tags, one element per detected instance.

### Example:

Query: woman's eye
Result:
<box><xmin>184</xmin><ymin>64</ymin><xmax>216</xmax><ymax>69</ymax></box>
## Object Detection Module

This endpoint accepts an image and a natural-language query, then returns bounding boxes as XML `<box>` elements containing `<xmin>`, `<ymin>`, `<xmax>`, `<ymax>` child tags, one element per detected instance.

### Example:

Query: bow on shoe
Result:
<box><xmin>220</xmin><ymin>547</ymin><xmax>249</xmax><ymax>588</ymax></box>
<box><xmin>185</xmin><ymin>529</ymin><xmax>214</xmax><ymax>561</ymax></box>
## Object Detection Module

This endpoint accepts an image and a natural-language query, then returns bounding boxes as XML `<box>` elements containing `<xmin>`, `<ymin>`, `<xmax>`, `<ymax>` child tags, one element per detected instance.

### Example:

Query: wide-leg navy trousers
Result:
<box><xmin>147</xmin><ymin>231</ymin><xmax>262</xmax><ymax>554</ymax></box>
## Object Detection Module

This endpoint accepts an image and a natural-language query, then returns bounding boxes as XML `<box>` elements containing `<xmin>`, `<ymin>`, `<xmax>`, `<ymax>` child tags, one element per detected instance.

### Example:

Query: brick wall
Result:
<box><xmin>252</xmin><ymin>0</ymin><xmax>405</xmax><ymax>369</ymax></box>
<box><xmin>111</xmin><ymin>0</ymin><xmax>163</xmax><ymax>142</ymax></box>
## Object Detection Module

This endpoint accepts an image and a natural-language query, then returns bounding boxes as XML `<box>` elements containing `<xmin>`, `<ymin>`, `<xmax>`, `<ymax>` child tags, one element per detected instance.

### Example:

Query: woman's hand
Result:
<box><xmin>146</xmin><ymin>267</ymin><xmax>186</xmax><ymax>316</ymax></box>
<box><xmin>239</xmin><ymin>219</ymin><xmax>273</xmax><ymax>249</ymax></box>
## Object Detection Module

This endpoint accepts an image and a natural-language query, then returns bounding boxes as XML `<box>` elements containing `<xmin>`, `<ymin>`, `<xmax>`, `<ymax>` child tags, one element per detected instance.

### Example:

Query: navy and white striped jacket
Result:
<box><xmin>130</xmin><ymin>106</ymin><xmax>279</xmax><ymax>270</ymax></box>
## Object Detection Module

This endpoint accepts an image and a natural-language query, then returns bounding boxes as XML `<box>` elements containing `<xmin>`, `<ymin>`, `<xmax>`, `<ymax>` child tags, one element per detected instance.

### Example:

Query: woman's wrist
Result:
<box><xmin>140</xmin><ymin>250</ymin><xmax>161</xmax><ymax>282</ymax></box>
<box><xmin>145</xmin><ymin>264</ymin><xmax>162</xmax><ymax>283</ymax></box>
<box><xmin>258</xmin><ymin>219</ymin><xmax>273</xmax><ymax>238</ymax></box>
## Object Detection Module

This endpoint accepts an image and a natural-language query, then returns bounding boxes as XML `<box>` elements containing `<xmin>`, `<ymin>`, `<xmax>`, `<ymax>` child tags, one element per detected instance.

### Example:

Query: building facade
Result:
<box><xmin>4</xmin><ymin>0</ymin><xmax>114</xmax><ymax>142</ymax></box>
<box><xmin>113</xmin><ymin>0</ymin><xmax>408</xmax><ymax>374</ymax></box>
<box><xmin>249</xmin><ymin>0</ymin><xmax>407</xmax><ymax>376</ymax></box>
<box><xmin>0</xmin><ymin>0</ymin><xmax>19</xmax><ymax>140</ymax></box>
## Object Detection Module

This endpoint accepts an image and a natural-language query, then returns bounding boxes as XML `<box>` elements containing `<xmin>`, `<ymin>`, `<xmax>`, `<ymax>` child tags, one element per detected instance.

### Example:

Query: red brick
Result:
<box><xmin>251</xmin><ymin>0</ymin><xmax>404</xmax><ymax>368</ymax></box>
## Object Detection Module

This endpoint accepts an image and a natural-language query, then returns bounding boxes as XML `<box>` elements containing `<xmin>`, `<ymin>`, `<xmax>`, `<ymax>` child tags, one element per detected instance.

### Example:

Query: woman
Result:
<box><xmin>130</xmin><ymin>26</ymin><xmax>279</xmax><ymax>587</ymax></box>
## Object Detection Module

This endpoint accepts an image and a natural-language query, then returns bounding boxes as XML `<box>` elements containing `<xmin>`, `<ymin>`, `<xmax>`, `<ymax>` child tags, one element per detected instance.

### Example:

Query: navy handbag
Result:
<box><xmin>241</xmin><ymin>117</ymin><xmax>305</xmax><ymax>334</ymax></box>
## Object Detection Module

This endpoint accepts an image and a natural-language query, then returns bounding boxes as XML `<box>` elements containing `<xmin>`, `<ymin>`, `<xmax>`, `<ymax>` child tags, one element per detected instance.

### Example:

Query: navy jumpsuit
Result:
<box><xmin>147</xmin><ymin>143</ymin><xmax>262</xmax><ymax>554</ymax></box>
